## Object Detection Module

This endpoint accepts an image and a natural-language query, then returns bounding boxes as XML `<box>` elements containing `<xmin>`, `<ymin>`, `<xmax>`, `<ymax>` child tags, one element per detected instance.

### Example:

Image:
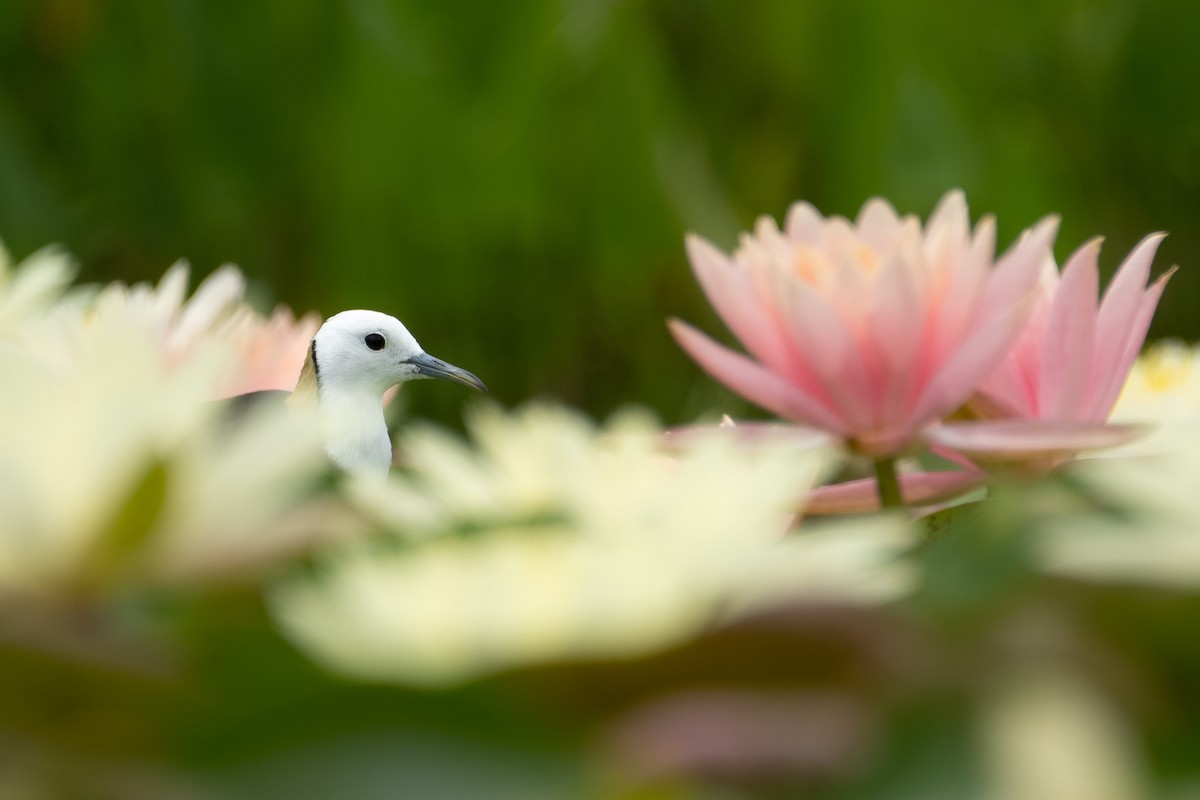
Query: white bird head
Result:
<box><xmin>285</xmin><ymin>309</ymin><xmax>485</xmax><ymax>477</ymax></box>
<box><xmin>306</xmin><ymin>309</ymin><xmax>486</xmax><ymax>398</ymax></box>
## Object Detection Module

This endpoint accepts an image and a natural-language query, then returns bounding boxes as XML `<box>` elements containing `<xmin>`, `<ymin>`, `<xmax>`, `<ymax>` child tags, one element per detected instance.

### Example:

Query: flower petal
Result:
<box><xmin>1081</xmin><ymin>233</ymin><xmax>1169</xmax><ymax>419</ymax></box>
<box><xmin>924</xmin><ymin>189</ymin><xmax>970</xmax><ymax>246</ymax></box>
<box><xmin>911</xmin><ymin>298</ymin><xmax>1034</xmax><ymax>427</ymax></box>
<box><xmin>1084</xmin><ymin>266</ymin><xmax>1173</xmax><ymax>421</ymax></box>
<box><xmin>685</xmin><ymin>234</ymin><xmax>795</xmax><ymax>376</ymax></box>
<box><xmin>784</xmin><ymin>201</ymin><xmax>825</xmax><ymax>243</ymax></box>
<box><xmin>985</xmin><ymin>215</ymin><xmax>1059</xmax><ymax>312</ymax></box>
<box><xmin>928</xmin><ymin>419</ymin><xmax>1147</xmax><ymax>458</ymax></box>
<box><xmin>867</xmin><ymin>251</ymin><xmax>924</xmax><ymax>424</ymax></box>
<box><xmin>932</xmin><ymin>215</ymin><xmax>995</xmax><ymax>348</ymax></box>
<box><xmin>1037</xmin><ymin>239</ymin><xmax>1100</xmax><ymax>418</ymax></box>
<box><xmin>168</xmin><ymin>264</ymin><xmax>246</xmax><ymax>353</ymax></box>
<box><xmin>855</xmin><ymin>197</ymin><xmax>904</xmax><ymax>250</ymax></box>
<box><xmin>778</xmin><ymin>279</ymin><xmax>874</xmax><ymax>430</ymax></box>
<box><xmin>669</xmin><ymin>320</ymin><xmax>849</xmax><ymax>434</ymax></box>
<box><xmin>805</xmin><ymin>470</ymin><xmax>985</xmax><ymax>514</ymax></box>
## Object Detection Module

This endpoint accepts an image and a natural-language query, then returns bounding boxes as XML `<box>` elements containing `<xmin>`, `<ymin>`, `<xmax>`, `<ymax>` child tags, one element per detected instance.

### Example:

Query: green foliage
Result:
<box><xmin>2</xmin><ymin>0</ymin><xmax>1197</xmax><ymax>427</ymax></box>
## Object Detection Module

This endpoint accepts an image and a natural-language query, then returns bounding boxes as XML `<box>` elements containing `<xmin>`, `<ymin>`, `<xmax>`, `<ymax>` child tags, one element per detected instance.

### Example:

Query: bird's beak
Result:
<box><xmin>405</xmin><ymin>352</ymin><xmax>488</xmax><ymax>392</ymax></box>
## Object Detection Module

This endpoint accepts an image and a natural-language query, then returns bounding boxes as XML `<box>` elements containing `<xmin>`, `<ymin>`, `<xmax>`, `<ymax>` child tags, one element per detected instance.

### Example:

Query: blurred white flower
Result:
<box><xmin>1028</xmin><ymin>373</ymin><xmax>1200</xmax><ymax>585</ymax></box>
<box><xmin>0</xmin><ymin>239</ymin><xmax>77</xmax><ymax>336</ymax></box>
<box><xmin>272</xmin><ymin>404</ymin><xmax>915</xmax><ymax>685</ymax></box>
<box><xmin>1034</xmin><ymin>448</ymin><xmax>1200</xmax><ymax>589</ymax></box>
<box><xmin>981</xmin><ymin>668</ymin><xmax>1147</xmax><ymax>800</ymax></box>
<box><xmin>8</xmin><ymin>258</ymin><xmax>319</xmax><ymax>398</ymax></box>
<box><xmin>0</xmin><ymin>308</ymin><xmax>335</xmax><ymax>593</ymax></box>
<box><xmin>1009</xmin><ymin>343</ymin><xmax>1200</xmax><ymax>589</ymax></box>
<box><xmin>0</xmin><ymin>254</ymin><xmax>337</xmax><ymax>595</ymax></box>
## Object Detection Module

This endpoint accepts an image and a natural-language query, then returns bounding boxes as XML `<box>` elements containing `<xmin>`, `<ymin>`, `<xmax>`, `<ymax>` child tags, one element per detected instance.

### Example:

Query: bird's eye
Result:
<box><xmin>364</xmin><ymin>333</ymin><xmax>386</xmax><ymax>351</ymax></box>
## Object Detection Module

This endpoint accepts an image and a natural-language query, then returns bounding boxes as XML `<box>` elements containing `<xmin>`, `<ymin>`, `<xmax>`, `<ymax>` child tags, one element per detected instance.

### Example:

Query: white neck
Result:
<box><xmin>316</xmin><ymin>383</ymin><xmax>392</xmax><ymax>478</ymax></box>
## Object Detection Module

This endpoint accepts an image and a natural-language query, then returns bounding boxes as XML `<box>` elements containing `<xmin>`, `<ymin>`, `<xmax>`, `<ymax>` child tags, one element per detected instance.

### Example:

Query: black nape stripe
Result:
<box><xmin>311</xmin><ymin>340</ymin><xmax>321</xmax><ymax>380</ymax></box>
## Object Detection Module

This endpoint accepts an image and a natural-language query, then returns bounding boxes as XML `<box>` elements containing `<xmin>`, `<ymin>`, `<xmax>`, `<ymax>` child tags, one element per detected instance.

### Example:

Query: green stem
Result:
<box><xmin>873</xmin><ymin>456</ymin><xmax>904</xmax><ymax>509</ymax></box>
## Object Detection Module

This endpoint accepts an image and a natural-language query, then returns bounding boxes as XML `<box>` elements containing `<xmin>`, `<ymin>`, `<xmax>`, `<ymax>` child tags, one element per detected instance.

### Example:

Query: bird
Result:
<box><xmin>229</xmin><ymin>309</ymin><xmax>486</xmax><ymax>477</ymax></box>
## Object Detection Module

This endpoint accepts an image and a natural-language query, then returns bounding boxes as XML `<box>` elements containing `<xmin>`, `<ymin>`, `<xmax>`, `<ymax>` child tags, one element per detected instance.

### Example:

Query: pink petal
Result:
<box><xmin>778</xmin><ymin>279</ymin><xmax>875</xmax><ymax>430</ymax></box>
<box><xmin>1081</xmin><ymin>233</ymin><xmax>1169</xmax><ymax>418</ymax></box>
<box><xmin>924</xmin><ymin>190</ymin><xmax>970</xmax><ymax>244</ymax></box>
<box><xmin>685</xmin><ymin>234</ymin><xmax>796</xmax><ymax>378</ymax></box>
<box><xmin>1084</xmin><ymin>267</ymin><xmax>1174</xmax><ymax>420</ymax></box>
<box><xmin>1037</xmin><ymin>239</ymin><xmax>1100</xmax><ymax>418</ymax></box>
<box><xmin>869</xmin><ymin>252</ymin><xmax>923</xmax><ymax>371</ymax></box>
<box><xmin>866</xmin><ymin>252</ymin><xmax>924</xmax><ymax>424</ymax></box>
<box><xmin>975</xmin><ymin>356</ymin><xmax>1037</xmax><ymax>419</ymax></box>
<box><xmin>928</xmin><ymin>419</ymin><xmax>1147</xmax><ymax>458</ymax></box>
<box><xmin>829</xmin><ymin>253</ymin><xmax>874</xmax><ymax>320</ymax></box>
<box><xmin>911</xmin><ymin>298</ymin><xmax>1034</xmax><ymax>426</ymax></box>
<box><xmin>805</xmin><ymin>470</ymin><xmax>985</xmax><ymax>515</ymax></box>
<box><xmin>985</xmin><ymin>215</ymin><xmax>1059</xmax><ymax>312</ymax></box>
<box><xmin>1097</xmin><ymin>233</ymin><xmax>1164</xmax><ymax>324</ymax></box>
<box><xmin>784</xmin><ymin>201</ymin><xmax>825</xmax><ymax>242</ymax></box>
<box><xmin>976</xmin><ymin>291</ymin><xmax>1053</xmax><ymax>420</ymax></box>
<box><xmin>855</xmin><ymin>197</ymin><xmax>904</xmax><ymax>250</ymax></box>
<box><xmin>932</xmin><ymin>215</ymin><xmax>995</xmax><ymax>348</ymax></box>
<box><xmin>669</xmin><ymin>319</ymin><xmax>849</xmax><ymax>434</ymax></box>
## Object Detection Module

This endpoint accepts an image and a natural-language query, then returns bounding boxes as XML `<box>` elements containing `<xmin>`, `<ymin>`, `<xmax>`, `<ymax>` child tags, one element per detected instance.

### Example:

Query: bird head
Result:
<box><xmin>302</xmin><ymin>310</ymin><xmax>487</xmax><ymax>399</ymax></box>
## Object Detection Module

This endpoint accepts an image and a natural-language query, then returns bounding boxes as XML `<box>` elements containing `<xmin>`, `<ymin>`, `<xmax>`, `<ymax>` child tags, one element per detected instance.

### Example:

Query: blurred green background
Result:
<box><xmin>2</xmin><ymin>0</ymin><xmax>1197</xmax><ymax>425</ymax></box>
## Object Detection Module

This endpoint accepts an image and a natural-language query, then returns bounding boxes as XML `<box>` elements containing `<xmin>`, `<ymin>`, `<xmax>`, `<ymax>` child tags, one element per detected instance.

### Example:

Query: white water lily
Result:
<box><xmin>0</xmin><ymin>307</ymin><xmax>333</xmax><ymax>593</ymax></box>
<box><xmin>0</xmin><ymin>239</ymin><xmax>77</xmax><ymax>336</ymax></box>
<box><xmin>0</xmin><ymin>252</ymin><xmax>336</xmax><ymax>594</ymax></box>
<box><xmin>273</xmin><ymin>404</ymin><xmax>915</xmax><ymax>685</ymax></box>
<box><xmin>1027</xmin><ymin>414</ymin><xmax>1200</xmax><ymax>590</ymax></box>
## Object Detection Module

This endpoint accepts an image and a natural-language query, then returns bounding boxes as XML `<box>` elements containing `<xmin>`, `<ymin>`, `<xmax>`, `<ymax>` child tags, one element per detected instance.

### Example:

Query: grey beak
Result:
<box><xmin>405</xmin><ymin>351</ymin><xmax>488</xmax><ymax>392</ymax></box>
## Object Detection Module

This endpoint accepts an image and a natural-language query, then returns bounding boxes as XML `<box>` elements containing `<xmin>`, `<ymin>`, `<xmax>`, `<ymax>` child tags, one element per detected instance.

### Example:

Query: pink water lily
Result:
<box><xmin>928</xmin><ymin>234</ymin><xmax>1173</xmax><ymax>462</ymax></box>
<box><xmin>669</xmin><ymin>190</ymin><xmax>1056</xmax><ymax>457</ymax></box>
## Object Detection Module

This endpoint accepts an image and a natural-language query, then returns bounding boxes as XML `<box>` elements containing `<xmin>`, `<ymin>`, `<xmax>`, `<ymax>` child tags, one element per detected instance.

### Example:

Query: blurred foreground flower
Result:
<box><xmin>97</xmin><ymin>261</ymin><xmax>320</xmax><ymax>397</ymax></box>
<box><xmin>8</xmin><ymin>257</ymin><xmax>319</xmax><ymax>398</ymax></box>
<box><xmin>0</xmin><ymin>312</ymin><xmax>333</xmax><ymax>594</ymax></box>
<box><xmin>273</xmin><ymin>404</ymin><xmax>915</xmax><ymax>685</ymax></box>
<box><xmin>981</xmin><ymin>668</ymin><xmax>1147</xmax><ymax>800</ymax></box>
<box><xmin>0</xmin><ymin>238</ymin><xmax>76</xmax><ymax>334</ymax></box>
<box><xmin>1029</xmin><ymin>445</ymin><xmax>1200</xmax><ymax>590</ymax></box>
<box><xmin>670</xmin><ymin>190</ymin><xmax>1054</xmax><ymax>459</ymax></box>
<box><xmin>0</xmin><ymin>256</ymin><xmax>338</xmax><ymax>595</ymax></box>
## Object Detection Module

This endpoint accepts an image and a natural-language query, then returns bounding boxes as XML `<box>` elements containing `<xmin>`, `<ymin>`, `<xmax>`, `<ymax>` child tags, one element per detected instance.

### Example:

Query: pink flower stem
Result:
<box><xmin>873</xmin><ymin>457</ymin><xmax>904</xmax><ymax>508</ymax></box>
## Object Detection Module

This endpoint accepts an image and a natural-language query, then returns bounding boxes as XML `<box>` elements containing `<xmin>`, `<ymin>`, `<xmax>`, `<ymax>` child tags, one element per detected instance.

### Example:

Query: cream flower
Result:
<box><xmin>0</xmin><ymin>238</ymin><xmax>76</xmax><ymax>336</ymax></box>
<box><xmin>272</xmin><ymin>404</ymin><xmax>914</xmax><ymax>685</ymax></box>
<box><xmin>89</xmin><ymin>261</ymin><xmax>321</xmax><ymax>396</ymax></box>
<box><xmin>0</xmin><ymin>303</ymin><xmax>334</xmax><ymax>594</ymax></box>
<box><xmin>0</xmin><ymin>251</ymin><xmax>338</xmax><ymax>594</ymax></box>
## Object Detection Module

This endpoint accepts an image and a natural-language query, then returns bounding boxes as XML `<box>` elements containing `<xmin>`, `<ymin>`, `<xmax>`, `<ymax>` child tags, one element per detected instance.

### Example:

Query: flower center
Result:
<box><xmin>790</xmin><ymin>242</ymin><xmax>880</xmax><ymax>290</ymax></box>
